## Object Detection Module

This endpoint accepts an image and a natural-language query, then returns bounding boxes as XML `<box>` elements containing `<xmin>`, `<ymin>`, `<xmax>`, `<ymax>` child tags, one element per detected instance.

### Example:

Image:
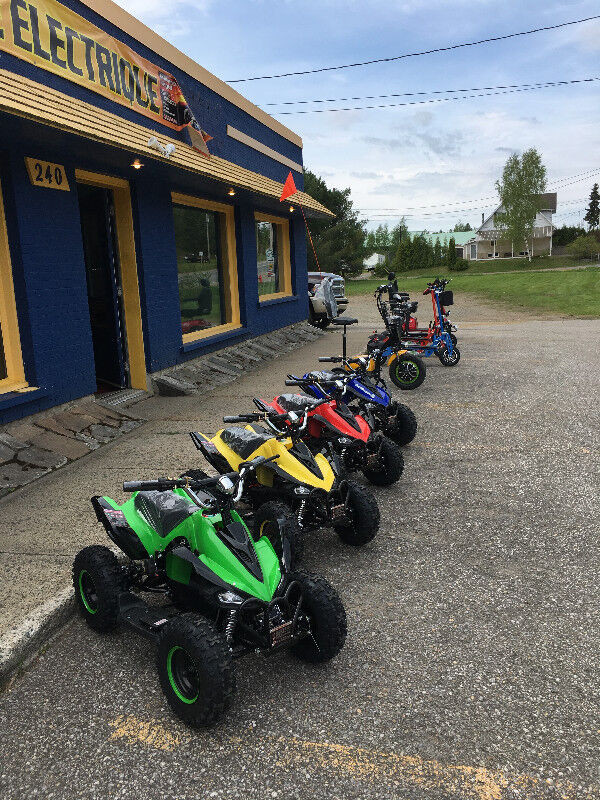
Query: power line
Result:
<box><xmin>274</xmin><ymin>78</ymin><xmax>599</xmax><ymax>114</ymax></box>
<box><xmin>228</xmin><ymin>15</ymin><xmax>600</xmax><ymax>83</ymax></box>
<box><xmin>264</xmin><ymin>77</ymin><xmax>599</xmax><ymax>107</ymax></box>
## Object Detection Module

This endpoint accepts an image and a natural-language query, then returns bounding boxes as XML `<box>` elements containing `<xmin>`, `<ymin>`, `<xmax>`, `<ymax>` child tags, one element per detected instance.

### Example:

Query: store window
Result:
<box><xmin>171</xmin><ymin>194</ymin><xmax>240</xmax><ymax>342</ymax></box>
<box><xmin>0</xmin><ymin>179</ymin><xmax>26</xmax><ymax>393</ymax></box>
<box><xmin>255</xmin><ymin>212</ymin><xmax>292</xmax><ymax>300</ymax></box>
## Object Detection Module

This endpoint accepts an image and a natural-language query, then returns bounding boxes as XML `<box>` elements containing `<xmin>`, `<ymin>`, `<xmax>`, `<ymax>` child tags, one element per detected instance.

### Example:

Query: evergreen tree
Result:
<box><xmin>453</xmin><ymin>221</ymin><xmax>473</xmax><ymax>232</ymax></box>
<box><xmin>392</xmin><ymin>233</ymin><xmax>413</xmax><ymax>272</ymax></box>
<box><xmin>584</xmin><ymin>183</ymin><xmax>600</xmax><ymax>230</ymax></box>
<box><xmin>411</xmin><ymin>234</ymin><xmax>432</xmax><ymax>271</ymax></box>
<box><xmin>447</xmin><ymin>236</ymin><xmax>457</xmax><ymax>269</ymax></box>
<box><xmin>433</xmin><ymin>237</ymin><xmax>442</xmax><ymax>267</ymax></box>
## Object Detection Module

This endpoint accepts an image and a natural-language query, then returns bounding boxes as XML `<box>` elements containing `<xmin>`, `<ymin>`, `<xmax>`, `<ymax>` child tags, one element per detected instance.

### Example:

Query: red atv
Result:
<box><xmin>258</xmin><ymin>375</ymin><xmax>404</xmax><ymax>487</ymax></box>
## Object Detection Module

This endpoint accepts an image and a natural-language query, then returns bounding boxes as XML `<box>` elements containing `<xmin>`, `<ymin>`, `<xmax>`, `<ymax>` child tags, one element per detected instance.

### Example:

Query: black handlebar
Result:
<box><xmin>122</xmin><ymin>472</ymin><xmax>236</xmax><ymax>493</ymax></box>
<box><xmin>318</xmin><ymin>356</ymin><xmax>343</xmax><ymax>363</ymax></box>
<box><xmin>223</xmin><ymin>413</ymin><xmax>263</xmax><ymax>423</ymax></box>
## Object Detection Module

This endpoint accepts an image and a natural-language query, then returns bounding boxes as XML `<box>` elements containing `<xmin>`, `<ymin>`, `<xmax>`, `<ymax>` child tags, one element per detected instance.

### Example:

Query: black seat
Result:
<box><xmin>134</xmin><ymin>491</ymin><xmax>199</xmax><ymax>538</ymax></box>
<box><xmin>275</xmin><ymin>393</ymin><xmax>317</xmax><ymax>412</ymax></box>
<box><xmin>304</xmin><ymin>371</ymin><xmax>338</xmax><ymax>382</ymax></box>
<box><xmin>331</xmin><ymin>317</ymin><xmax>358</xmax><ymax>326</ymax></box>
<box><xmin>220</xmin><ymin>426</ymin><xmax>273</xmax><ymax>460</ymax></box>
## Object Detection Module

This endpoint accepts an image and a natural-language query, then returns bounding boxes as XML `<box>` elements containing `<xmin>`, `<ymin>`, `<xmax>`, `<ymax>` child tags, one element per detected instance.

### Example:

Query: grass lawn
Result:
<box><xmin>347</xmin><ymin>268</ymin><xmax>600</xmax><ymax>317</ymax></box>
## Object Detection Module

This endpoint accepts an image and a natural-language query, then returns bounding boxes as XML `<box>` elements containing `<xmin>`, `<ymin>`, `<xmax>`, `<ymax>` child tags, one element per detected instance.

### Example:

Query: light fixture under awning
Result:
<box><xmin>0</xmin><ymin>68</ymin><xmax>334</xmax><ymax>219</ymax></box>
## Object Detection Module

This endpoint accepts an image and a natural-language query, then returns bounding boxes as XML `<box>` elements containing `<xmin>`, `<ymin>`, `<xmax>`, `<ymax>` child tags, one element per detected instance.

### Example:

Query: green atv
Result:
<box><xmin>73</xmin><ymin>456</ymin><xmax>347</xmax><ymax>727</ymax></box>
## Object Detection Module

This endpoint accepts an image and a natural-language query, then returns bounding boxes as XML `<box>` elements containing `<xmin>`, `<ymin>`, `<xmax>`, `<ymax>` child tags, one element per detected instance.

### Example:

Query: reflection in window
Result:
<box><xmin>0</xmin><ymin>322</ymin><xmax>7</xmax><ymax>380</ymax></box>
<box><xmin>173</xmin><ymin>204</ymin><xmax>225</xmax><ymax>336</ymax></box>
<box><xmin>256</xmin><ymin>221</ymin><xmax>279</xmax><ymax>297</ymax></box>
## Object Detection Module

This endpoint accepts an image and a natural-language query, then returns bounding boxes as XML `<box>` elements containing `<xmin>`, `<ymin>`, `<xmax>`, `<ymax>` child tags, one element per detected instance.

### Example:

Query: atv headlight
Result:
<box><xmin>219</xmin><ymin>591</ymin><xmax>243</xmax><ymax>606</ymax></box>
<box><xmin>217</xmin><ymin>475</ymin><xmax>235</xmax><ymax>495</ymax></box>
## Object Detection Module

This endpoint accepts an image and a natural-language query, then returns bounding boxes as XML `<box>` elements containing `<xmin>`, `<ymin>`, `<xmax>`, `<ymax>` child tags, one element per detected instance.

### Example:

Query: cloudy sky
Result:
<box><xmin>120</xmin><ymin>0</ymin><xmax>599</xmax><ymax>231</ymax></box>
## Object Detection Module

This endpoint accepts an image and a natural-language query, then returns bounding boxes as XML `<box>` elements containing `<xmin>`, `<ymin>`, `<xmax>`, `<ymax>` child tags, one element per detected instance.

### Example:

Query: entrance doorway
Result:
<box><xmin>78</xmin><ymin>183</ymin><xmax>128</xmax><ymax>391</ymax></box>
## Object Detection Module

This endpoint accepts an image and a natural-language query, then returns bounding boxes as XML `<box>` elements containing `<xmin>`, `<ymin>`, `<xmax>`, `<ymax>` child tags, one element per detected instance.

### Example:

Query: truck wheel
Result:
<box><xmin>333</xmin><ymin>481</ymin><xmax>380</xmax><ymax>546</ymax></box>
<box><xmin>254</xmin><ymin>501</ymin><xmax>304</xmax><ymax>565</ymax></box>
<box><xmin>289</xmin><ymin>571</ymin><xmax>347</xmax><ymax>663</ymax></box>
<box><xmin>72</xmin><ymin>545</ymin><xmax>125</xmax><ymax>632</ymax></box>
<box><xmin>362</xmin><ymin>436</ymin><xmax>404</xmax><ymax>486</ymax></box>
<box><xmin>384</xmin><ymin>403</ymin><xmax>417</xmax><ymax>446</ymax></box>
<box><xmin>157</xmin><ymin>614</ymin><xmax>235</xmax><ymax>727</ymax></box>
<box><xmin>389</xmin><ymin>354</ymin><xmax>426</xmax><ymax>389</ymax></box>
<box><xmin>309</xmin><ymin>306</ymin><xmax>330</xmax><ymax>329</ymax></box>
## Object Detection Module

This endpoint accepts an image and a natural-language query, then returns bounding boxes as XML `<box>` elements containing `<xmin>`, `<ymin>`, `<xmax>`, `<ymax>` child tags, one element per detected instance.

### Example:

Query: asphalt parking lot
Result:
<box><xmin>1</xmin><ymin>295</ymin><xmax>599</xmax><ymax>800</ymax></box>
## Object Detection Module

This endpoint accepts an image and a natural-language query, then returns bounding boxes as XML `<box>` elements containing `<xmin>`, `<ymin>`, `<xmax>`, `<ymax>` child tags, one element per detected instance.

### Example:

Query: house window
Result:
<box><xmin>0</xmin><ymin>177</ymin><xmax>26</xmax><ymax>393</ymax></box>
<box><xmin>254</xmin><ymin>212</ymin><xmax>292</xmax><ymax>300</ymax></box>
<box><xmin>171</xmin><ymin>193</ymin><xmax>240</xmax><ymax>343</ymax></box>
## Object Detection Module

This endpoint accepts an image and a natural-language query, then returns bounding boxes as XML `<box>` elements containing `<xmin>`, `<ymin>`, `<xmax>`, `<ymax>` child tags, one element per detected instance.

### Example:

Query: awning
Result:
<box><xmin>0</xmin><ymin>68</ymin><xmax>334</xmax><ymax>218</ymax></box>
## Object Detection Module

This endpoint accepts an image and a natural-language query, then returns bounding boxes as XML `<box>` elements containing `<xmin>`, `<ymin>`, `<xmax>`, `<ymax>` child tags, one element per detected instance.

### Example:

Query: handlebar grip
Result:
<box><xmin>223</xmin><ymin>414</ymin><xmax>259</xmax><ymax>423</ymax></box>
<box><xmin>318</xmin><ymin>356</ymin><xmax>342</xmax><ymax>362</ymax></box>
<box><xmin>285</xmin><ymin>379</ymin><xmax>300</xmax><ymax>386</ymax></box>
<box><xmin>123</xmin><ymin>481</ymin><xmax>145</xmax><ymax>492</ymax></box>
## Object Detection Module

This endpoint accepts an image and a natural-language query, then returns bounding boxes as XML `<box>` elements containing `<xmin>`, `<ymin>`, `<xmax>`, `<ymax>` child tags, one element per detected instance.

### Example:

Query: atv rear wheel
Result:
<box><xmin>72</xmin><ymin>545</ymin><xmax>125</xmax><ymax>632</ymax></box>
<box><xmin>289</xmin><ymin>571</ymin><xmax>347</xmax><ymax>663</ymax></box>
<box><xmin>389</xmin><ymin>353</ymin><xmax>426</xmax><ymax>390</ymax></box>
<box><xmin>157</xmin><ymin>613</ymin><xmax>235</xmax><ymax>727</ymax></box>
<box><xmin>253</xmin><ymin>501</ymin><xmax>304</xmax><ymax>565</ymax></box>
<box><xmin>384</xmin><ymin>402</ymin><xmax>417</xmax><ymax>446</ymax></box>
<box><xmin>361</xmin><ymin>436</ymin><xmax>404</xmax><ymax>486</ymax></box>
<box><xmin>333</xmin><ymin>481</ymin><xmax>380</xmax><ymax>546</ymax></box>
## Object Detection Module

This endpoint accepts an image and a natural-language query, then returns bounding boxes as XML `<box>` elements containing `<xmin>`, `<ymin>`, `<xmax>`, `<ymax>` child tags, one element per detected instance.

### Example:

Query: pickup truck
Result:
<box><xmin>307</xmin><ymin>271</ymin><xmax>349</xmax><ymax>328</ymax></box>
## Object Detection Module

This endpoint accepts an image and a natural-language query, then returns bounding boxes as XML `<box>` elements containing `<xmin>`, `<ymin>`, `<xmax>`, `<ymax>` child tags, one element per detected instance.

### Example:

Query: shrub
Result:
<box><xmin>449</xmin><ymin>258</ymin><xmax>469</xmax><ymax>271</ymax></box>
<box><xmin>567</xmin><ymin>234</ymin><xmax>600</xmax><ymax>260</ymax></box>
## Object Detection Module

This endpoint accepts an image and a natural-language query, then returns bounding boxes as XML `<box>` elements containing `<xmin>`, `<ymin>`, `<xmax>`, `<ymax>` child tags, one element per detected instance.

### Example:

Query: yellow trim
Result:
<box><xmin>75</xmin><ymin>169</ymin><xmax>147</xmax><ymax>390</ymax></box>
<box><xmin>171</xmin><ymin>192</ymin><xmax>241</xmax><ymax>345</ymax></box>
<box><xmin>75</xmin><ymin>0</ymin><xmax>302</xmax><ymax>147</ymax></box>
<box><xmin>0</xmin><ymin>69</ymin><xmax>334</xmax><ymax>218</ymax></box>
<box><xmin>255</xmin><ymin>212</ymin><xmax>293</xmax><ymax>302</ymax></box>
<box><xmin>0</xmin><ymin>177</ymin><xmax>27</xmax><ymax>394</ymax></box>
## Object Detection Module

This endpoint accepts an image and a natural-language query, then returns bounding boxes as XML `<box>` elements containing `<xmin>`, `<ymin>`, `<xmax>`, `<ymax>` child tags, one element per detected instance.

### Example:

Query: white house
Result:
<box><xmin>466</xmin><ymin>192</ymin><xmax>557</xmax><ymax>260</ymax></box>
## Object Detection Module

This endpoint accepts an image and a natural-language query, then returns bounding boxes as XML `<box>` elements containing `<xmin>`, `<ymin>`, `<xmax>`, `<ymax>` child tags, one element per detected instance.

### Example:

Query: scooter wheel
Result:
<box><xmin>157</xmin><ymin>614</ymin><xmax>235</xmax><ymax>727</ymax></box>
<box><xmin>438</xmin><ymin>345</ymin><xmax>461</xmax><ymax>366</ymax></box>
<box><xmin>389</xmin><ymin>353</ymin><xmax>426</xmax><ymax>390</ymax></box>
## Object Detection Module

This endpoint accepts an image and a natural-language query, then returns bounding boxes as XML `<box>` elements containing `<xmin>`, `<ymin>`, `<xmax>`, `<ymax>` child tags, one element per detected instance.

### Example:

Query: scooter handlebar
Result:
<box><xmin>318</xmin><ymin>356</ymin><xmax>343</xmax><ymax>363</ymax></box>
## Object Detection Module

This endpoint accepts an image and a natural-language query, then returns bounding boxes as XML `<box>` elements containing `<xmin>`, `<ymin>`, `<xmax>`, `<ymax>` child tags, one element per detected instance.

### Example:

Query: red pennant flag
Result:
<box><xmin>280</xmin><ymin>171</ymin><xmax>298</xmax><ymax>202</ymax></box>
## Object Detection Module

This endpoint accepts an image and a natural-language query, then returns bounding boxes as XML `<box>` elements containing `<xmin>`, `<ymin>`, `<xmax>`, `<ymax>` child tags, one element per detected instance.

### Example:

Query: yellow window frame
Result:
<box><xmin>0</xmin><ymin>177</ymin><xmax>27</xmax><ymax>394</ymax></box>
<box><xmin>254</xmin><ymin>211</ymin><xmax>293</xmax><ymax>302</ymax></box>
<box><xmin>171</xmin><ymin>192</ymin><xmax>241</xmax><ymax>344</ymax></box>
<box><xmin>75</xmin><ymin>170</ymin><xmax>148</xmax><ymax>390</ymax></box>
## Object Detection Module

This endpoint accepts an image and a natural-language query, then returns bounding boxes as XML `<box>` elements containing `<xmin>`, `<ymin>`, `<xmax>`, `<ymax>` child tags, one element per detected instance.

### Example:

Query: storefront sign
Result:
<box><xmin>25</xmin><ymin>157</ymin><xmax>70</xmax><ymax>190</ymax></box>
<box><xmin>0</xmin><ymin>0</ymin><xmax>211</xmax><ymax>153</ymax></box>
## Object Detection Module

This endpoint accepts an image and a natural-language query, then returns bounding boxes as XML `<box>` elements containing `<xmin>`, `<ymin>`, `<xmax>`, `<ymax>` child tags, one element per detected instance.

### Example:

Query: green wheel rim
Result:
<box><xmin>396</xmin><ymin>360</ymin><xmax>419</xmax><ymax>385</ymax></box>
<box><xmin>167</xmin><ymin>646</ymin><xmax>200</xmax><ymax>704</ymax></box>
<box><xmin>78</xmin><ymin>570</ymin><xmax>98</xmax><ymax>615</ymax></box>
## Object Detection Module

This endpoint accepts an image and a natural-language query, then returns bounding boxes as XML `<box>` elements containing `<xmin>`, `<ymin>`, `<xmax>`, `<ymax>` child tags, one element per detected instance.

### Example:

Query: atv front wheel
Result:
<box><xmin>389</xmin><ymin>353</ymin><xmax>426</xmax><ymax>390</ymax></box>
<box><xmin>289</xmin><ymin>571</ymin><xmax>347</xmax><ymax>663</ymax></box>
<box><xmin>253</xmin><ymin>501</ymin><xmax>304</xmax><ymax>565</ymax></box>
<box><xmin>157</xmin><ymin>613</ymin><xmax>235</xmax><ymax>727</ymax></box>
<box><xmin>384</xmin><ymin>402</ymin><xmax>417</xmax><ymax>446</ymax></box>
<box><xmin>437</xmin><ymin>345</ymin><xmax>461</xmax><ymax>366</ymax></box>
<box><xmin>333</xmin><ymin>481</ymin><xmax>380</xmax><ymax>546</ymax></box>
<box><xmin>362</xmin><ymin>436</ymin><xmax>404</xmax><ymax>486</ymax></box>
<box><xmin>72</xmin><ymin>545</ymin><xmax>125</xmax><ymax>632</ymax></box>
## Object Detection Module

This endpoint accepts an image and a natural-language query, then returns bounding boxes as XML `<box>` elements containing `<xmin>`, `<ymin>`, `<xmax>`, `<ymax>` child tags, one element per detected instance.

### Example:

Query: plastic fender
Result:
<box><xmin>344</xmin><ymin>378</ymin><xmax>389</xmax><ymax>407</ymax></box>
<box><xmin>311</xmin><ymin>401</ymin><xmax>367</xmax><ymax>441</ymax></box>
<box><xmin>385</xmin><ymin>349</ymin><xmax>409</xmax><ymax>366</ymax></box>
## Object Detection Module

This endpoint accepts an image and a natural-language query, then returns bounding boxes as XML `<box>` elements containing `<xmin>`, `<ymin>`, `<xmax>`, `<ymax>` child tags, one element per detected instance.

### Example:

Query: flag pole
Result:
<box><xmin>280</xmin><ymin>171</ymin><xmax>322</xmax><ymax>277</ymax></box>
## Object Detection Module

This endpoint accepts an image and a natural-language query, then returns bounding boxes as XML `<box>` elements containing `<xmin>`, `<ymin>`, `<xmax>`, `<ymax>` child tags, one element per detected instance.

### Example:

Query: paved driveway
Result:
<box><xmin>1</xmin><ymin>296</ymin><xmax>599</xmax><ymax>799</ymax></box>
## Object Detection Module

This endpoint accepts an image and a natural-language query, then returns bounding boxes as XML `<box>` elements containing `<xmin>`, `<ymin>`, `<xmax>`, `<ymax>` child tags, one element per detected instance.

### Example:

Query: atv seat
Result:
<box><xmin>134</xmin><ymin>491</ymin><xmax>199</xmax><ymax>538</ymax></box>
<box><xmin>275</xmin><ymin>393</ymin><xmax>319</xmax><ymax>413</ymax></box>
<box><xmin>221</xmin><ymin>426</ymin><xmax>273</xmax><ymax>460</ymax></box>
<box><xmin>304</xmin><ymin>371</ymin><xmax>338</xmax><ymax>383</ymax></box>
<box><xmin>331</xmin><ymin>317</ymin><xmax>358</xmax><ymax>326</ymax></box>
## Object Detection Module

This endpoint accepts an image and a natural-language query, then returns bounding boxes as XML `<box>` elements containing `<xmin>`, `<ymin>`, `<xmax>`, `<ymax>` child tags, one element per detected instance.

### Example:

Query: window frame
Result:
<box><xmin>254</xmin><ymin>211</ymin><xmax>293</xmax><ymax>302</ymax></box>
<box><xmin>0</xmin><ymin>177</ymin><xmax>26</xmax><ymax>394</ymax></box>
<box><xmin>171</xmin><ymin>192</ymin><xmax>241</xmax><ymax>344</ymax></box>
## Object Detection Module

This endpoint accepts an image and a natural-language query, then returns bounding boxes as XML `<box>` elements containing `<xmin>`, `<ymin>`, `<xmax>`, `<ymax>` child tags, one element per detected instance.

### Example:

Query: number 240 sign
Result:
<box><xmin>25</xmin><ymin>158</ymin><xmax>70</xmax><ymax>191</ymax></box>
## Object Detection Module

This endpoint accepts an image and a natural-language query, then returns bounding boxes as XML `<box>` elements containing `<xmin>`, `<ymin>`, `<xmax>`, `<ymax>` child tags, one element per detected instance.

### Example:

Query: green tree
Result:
<box><xmin>584</xmin><ymin>183</ymin><xmax>600</xmax><ymax>230</ymax></box>
<box><xmin>453</xmin><ymin>221</ymin><xmax>472</xmax><ymax>232</ymax></box>
<box><xmin>567</xmin><ymin>234</ymin><xmax>600</xmax><ymax>260</ymax></box>
<box><xmin>553</xmin><ymin>225</ymin><xmax>586</xmax><ymax>247</ymax></box>
<box><xmin>447</xmin><ymin>236</ymin><xmax>457</xmax><ymax>269</ymax></box>
<box><xmin>303</xmin><ymin>170</ymin><xmax>366</xmax><ymax>275</ymax></box>
<box><xmin>411</xmin><ymin>234</ymin><xmax>432</xmax><ymax>271</ymax></box>
<box><xmin>433</xmin><ymin>237</ymin><xmax>443</xmax><ymax>267</ymax></box>
<box><xmin>392</xmin><ymin>233</ymin><xmax>413</xmax><ymax>272</ymax></box>
<box><xmin>495</xmin><ymin>148</ymin><xmax>547</xmax><ymax>261</ymax></box>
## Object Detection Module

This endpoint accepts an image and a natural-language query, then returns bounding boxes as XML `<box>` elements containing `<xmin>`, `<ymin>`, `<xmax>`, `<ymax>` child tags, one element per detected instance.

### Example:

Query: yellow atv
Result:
<box><xmin>187</xmin><ymin>400</ymin><xmax>380</xmax><ymax>561</ymax></box>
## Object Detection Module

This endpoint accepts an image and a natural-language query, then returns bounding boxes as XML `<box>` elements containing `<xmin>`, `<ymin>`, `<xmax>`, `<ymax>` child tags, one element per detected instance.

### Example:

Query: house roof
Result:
<box><xmin>538</xmin><ymin>193</ymin><xmax>558</xmax><ymax>213</ymax></box>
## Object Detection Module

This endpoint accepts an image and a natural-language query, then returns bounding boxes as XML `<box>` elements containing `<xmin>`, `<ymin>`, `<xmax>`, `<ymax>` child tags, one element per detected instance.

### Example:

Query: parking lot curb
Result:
<box><xmin>0</xmin><ymin>587</ymin><xmax>75</xmax><ymax>689</ymax></box>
